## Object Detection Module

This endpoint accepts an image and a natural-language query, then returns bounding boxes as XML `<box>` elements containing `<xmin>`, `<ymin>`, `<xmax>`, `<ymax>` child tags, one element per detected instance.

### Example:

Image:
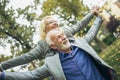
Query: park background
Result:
<box><xmin>0</xmin><ymin>0</ymin><xmax>120</xmax><ymax>80</ymax></box>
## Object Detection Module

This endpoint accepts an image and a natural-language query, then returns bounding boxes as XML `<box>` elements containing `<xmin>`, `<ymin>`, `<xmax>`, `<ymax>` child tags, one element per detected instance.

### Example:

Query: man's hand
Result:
<box><xmin>0</xmin><ymin>63</ymin><xmax>3</xmax><ymax>72</ymax></box>
<box><xmin>91</xmin><ymin>6</ymin><xmax>111</xmax><ymax>22</ymax></box>
<box><xmin>0</xmin><ymin>66</ymin><xmax>3</xmax><ymax>72</ymax></box>
<box><xmin>0</xmin><ymin>71</ymin><xmax>1</xmax><ymax>78</ymax></box>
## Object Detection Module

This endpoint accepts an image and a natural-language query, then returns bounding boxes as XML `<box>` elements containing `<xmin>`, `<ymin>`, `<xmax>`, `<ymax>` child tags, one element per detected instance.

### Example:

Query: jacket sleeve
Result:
<box><xmin>83</xmin><ymin>17</ymin><xmax>103</xmax><ymax>43</ymax></box>
<box><xmin>4</xmin><ymin>65</ymin><xmax>50</xmax><ymax>80</ymax></box>
<box><xmin>0</xmin><ymin>40</ymin><xmax>47</xmax><ymax>70</ymax></box>
<box><xmin>61</xmin><ymin>13</ymin><xmax>94</xmax><ymax>35</ymax></box>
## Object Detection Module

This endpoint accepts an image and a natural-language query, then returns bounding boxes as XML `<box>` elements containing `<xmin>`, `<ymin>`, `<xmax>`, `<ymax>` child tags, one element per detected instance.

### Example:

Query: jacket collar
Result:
<box><xmin>45</xmin><ymin>53</ymin><xmax>66</xmax><ymax>80</ymax></box>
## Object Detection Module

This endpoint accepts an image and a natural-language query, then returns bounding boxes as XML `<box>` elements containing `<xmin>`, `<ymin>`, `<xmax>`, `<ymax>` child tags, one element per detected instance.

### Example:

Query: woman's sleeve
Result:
<box><xmin>0</xmin><ymin>40</ymin><xmax>46</xmax><ymax>70</ymax></box>
<box><xmin>62</xmin><ymin>13</ymin><xmax>94</xmax><ymax>35</ymax></box>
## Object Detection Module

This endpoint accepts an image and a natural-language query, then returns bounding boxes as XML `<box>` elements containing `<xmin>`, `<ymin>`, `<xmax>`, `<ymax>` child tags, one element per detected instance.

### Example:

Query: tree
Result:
<box><xmin>0</xmin><ymin>0</ymin><xmax>40</xmax><ymax>69</ymax></box>
<box><xmin>41</xmin><ymin>0</ymin><xmax>89</xmax><ymax>25</ymax></box>
<box><xmin>0</xmin><ymin>0</ymin><xmax>119</xmax><ymax>74</ymax></box>
<box><xmin>100</xmin><ymin>38</ymin><xmax>120</xmax><ymax>80</ymax></box>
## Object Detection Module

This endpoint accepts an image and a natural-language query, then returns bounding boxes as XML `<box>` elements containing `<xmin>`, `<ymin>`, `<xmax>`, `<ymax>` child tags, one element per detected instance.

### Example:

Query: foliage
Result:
<box><xmin>0</xmin><ymin>1</ymin><xmax>120</xmax><ymax>80</ymax></box>
<box><xmin>41</xmin><ymin>0</ymin><xmax>89</xmax><ymax>26</ymax></box>
<box><xmin>0</xmin><ymin>0</ymin><xmax>40</xmax><ymax>60</ymax></box>
<box><xmin>103</xmin><ymin>33</ymin><xmax>116</xmax><ymax>46</ymax></box>
<box><xmin>99</xmin><ymin>38</ymin><xmax>120</xmax><ymax>79</ymax></box>
<box><xmin>0</xmin><ymin>0</ymin><xmax>42</xmax><ymax>69</ymax></box>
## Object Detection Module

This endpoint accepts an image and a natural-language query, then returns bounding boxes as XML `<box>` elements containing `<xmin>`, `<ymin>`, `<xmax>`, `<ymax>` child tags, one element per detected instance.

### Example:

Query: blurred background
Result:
<box><xmin>0</xmin><ymin>0</ymin><xmax>120</xmax><ymax>80</ymax></box>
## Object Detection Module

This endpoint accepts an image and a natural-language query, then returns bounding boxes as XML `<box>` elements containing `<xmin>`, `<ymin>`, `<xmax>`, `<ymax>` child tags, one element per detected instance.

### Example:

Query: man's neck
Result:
<box><xmin>59</xmin><ymin>48</ymin><xmax>72</xmax><ymax>53</ymax></box>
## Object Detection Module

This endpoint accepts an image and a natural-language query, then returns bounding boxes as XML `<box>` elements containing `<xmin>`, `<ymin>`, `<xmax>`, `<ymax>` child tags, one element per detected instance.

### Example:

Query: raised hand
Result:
<box><xmin>91</xmin><ymin>6</ymin><xmax>101</xmax><ymax>16</ymax></box>
<box><xmin>0</xmin><ymin>67</ymin><xmax>3</xmax><ymax>72</ymax></box>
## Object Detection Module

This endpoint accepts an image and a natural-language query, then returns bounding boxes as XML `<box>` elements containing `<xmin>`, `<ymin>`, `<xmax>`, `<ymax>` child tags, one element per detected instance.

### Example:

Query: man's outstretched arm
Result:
<box><xmin>0</xmin><ymin>65</ymin><xmax>50</xmax><ymax>80</ymax></box>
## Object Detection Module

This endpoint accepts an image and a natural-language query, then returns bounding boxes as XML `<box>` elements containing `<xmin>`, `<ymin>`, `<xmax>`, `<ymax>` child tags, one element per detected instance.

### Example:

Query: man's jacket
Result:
<box><xmin>4</xmin><ymin>17</ymin><xmax>118</xmax><ymax>80</ymax></box>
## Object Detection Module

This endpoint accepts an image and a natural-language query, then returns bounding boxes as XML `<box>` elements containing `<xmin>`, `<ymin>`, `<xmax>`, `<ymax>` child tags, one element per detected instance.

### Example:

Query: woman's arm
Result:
<box><xmin>61</xmin><ymin>13</ymin><xmax>94</xmax><ymax>35</ymax></box>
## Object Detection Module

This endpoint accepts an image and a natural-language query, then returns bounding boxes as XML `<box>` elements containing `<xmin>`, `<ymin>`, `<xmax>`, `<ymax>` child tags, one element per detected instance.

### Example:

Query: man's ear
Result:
<box><xmin>50</xmin><ymin>44</ymin><xmax>57</xmax><ymax>49</ymax></box>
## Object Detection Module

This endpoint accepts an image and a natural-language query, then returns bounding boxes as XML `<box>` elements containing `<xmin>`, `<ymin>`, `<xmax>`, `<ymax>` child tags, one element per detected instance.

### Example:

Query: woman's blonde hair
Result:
<box><xmin>39</xmin><ymin>16</ymin><xmax>53</xmax><ymax>40</ymax></box>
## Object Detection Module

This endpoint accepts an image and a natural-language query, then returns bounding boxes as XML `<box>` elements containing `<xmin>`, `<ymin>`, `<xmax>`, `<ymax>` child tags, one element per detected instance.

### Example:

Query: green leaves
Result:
<box><xmin>0</xmin><ymin>0</ymin><xmax>36</xmax><ymax>60</ymax></box>
<box><xmin>41</xmin><ymin>0</ymin><xmax>88</xmax><ymax>25</ymax></box>
<box><xmin>100</xmin><ymin>38</ymin><xmax>120</xmax><ymax>79</ymax></box>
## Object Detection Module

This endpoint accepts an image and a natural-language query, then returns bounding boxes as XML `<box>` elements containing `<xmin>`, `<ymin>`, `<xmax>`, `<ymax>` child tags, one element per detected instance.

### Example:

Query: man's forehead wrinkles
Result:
<box><xmin>50</xmin><ymin>32</ymin><xmax>61</xmax><ymax>39</ymax></box>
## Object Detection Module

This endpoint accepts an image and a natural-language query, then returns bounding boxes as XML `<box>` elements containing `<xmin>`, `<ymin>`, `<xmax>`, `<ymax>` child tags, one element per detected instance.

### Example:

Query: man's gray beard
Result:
<box><xmin>61</xmin><ymin>41</ymin><xmax>71</xmax><ymax>50</ymax></box>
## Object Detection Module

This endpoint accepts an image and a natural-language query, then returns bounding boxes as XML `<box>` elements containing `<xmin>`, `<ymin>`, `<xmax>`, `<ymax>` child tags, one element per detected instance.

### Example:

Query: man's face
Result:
<box><xmin>50</xmin><ymin>30</ymin><xmax>70</xmax><ymax>50</ymax></box>
<box><xmin>45</xmin><ymin>18</ymin><xmax>59</xmax><ymax>33</ymax></box>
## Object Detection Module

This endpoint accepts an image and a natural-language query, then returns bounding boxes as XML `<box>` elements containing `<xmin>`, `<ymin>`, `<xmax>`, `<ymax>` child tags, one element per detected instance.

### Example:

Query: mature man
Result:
<box><xmin>0</xmin><ymin>7</ymin><xmax>99</xmax><ymax>71</ymax></box>
<box><xmin>0</xmin><ymin>17</ymin><xmax>117</xmax><ymax>80</ymax></box>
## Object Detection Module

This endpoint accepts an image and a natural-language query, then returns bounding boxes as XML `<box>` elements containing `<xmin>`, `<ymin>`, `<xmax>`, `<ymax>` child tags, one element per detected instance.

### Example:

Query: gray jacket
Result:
<box><xmin>4</xmin><ymin>17</ymin><xmax>117</xmax><ymax>80</ymax></box>
<box><xmin>0</xmin><ymin>13</ymin><xmax>94</xmax><ymax>70</ymax></box>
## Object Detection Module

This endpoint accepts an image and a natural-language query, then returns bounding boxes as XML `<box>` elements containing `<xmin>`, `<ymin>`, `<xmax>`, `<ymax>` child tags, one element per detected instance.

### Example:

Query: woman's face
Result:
<box><xmin>44</xmin><ymin>18</ymin><xmax>59</xmax><ymax>33</ymax></box>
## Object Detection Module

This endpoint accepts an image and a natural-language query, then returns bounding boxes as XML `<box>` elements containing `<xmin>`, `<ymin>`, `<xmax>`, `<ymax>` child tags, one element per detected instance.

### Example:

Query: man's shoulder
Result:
<box><xmin>72</xmin><ymin>37</ymin><xmax>87</xmax><ymax>44</ymax></box>
<box><xmin>37</xmin><ymin>40</ymin><xmax>49</xmax><ymax>48</ymax></box>
<box><xmin>38</xmin><ymin>40</ymin><xmax>47</xmax><ymax>45</ymax></box>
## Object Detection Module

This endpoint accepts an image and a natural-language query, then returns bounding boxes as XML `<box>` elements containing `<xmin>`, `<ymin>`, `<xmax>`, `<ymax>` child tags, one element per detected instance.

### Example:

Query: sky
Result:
<box><xmin>7</xmin><ymin>0</ymin><xmax>107</xmax><ymax>9</ymax></box>
<box><xmin>83</xmin><ymin>0</ymin><xmax>107</xmax><ymax>8</ymax></box>
<box><xmin>0</xmin><ymin>0</ymin><xmax>107</xmax><ymax>56</ymax></box>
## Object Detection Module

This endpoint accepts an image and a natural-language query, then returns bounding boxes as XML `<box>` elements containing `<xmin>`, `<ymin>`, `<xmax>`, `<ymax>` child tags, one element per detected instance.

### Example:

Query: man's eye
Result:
<box><xmin>57</xmin><ymin>35</ymin><xmax>61</xmax><ymax>39</ymax></box>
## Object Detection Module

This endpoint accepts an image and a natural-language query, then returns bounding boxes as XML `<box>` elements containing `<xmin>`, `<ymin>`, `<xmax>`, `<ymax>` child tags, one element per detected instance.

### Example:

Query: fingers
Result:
<box><xmin>0</xmin><ymin>66</ymin><xmax>3</xmax><ymax>72</ymax></box>
<box><xmin>91</xmin><ymin>5</ymin><xmax>101</xmax><ymax>16</ymax></box>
